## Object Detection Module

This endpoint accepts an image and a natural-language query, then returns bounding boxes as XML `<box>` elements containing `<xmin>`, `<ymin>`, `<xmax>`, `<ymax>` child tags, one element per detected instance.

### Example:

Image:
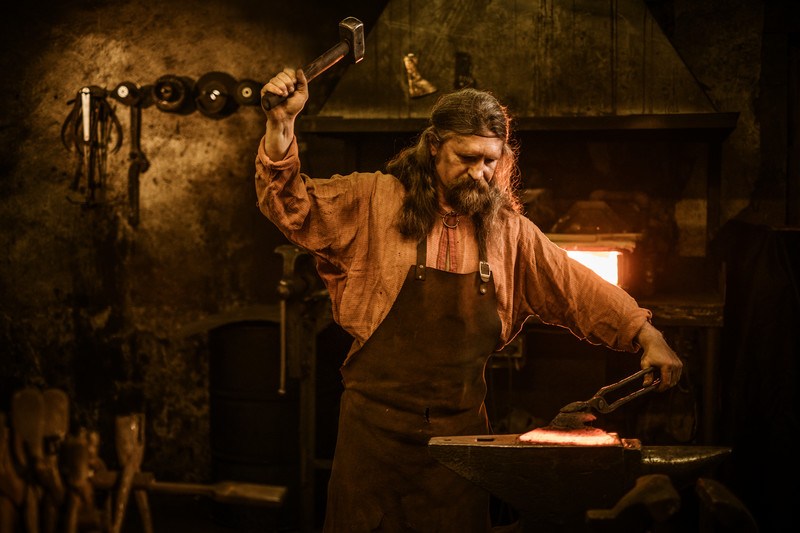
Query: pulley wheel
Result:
<box><xmin>153</xmin><ymin>75</ymin><xmax>192</xmax><ymax>113</ymax></box>
<box><xmin>195</xmin><ymin>71</ymin><xmax>239</xmax><ymax>119</ymax></box>
<box><xmin>234</xmin><ymin>79</ymin><xmax>262</xmax><ymax>106</ymax></box>
<box><xmin>111</xmin><ymin>81</ymin><xmax>141</xmax><ymax>106</ymax></box>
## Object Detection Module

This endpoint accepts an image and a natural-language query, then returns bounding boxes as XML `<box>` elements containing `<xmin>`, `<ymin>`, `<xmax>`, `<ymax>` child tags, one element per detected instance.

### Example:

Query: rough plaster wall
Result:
<box><xmin>670</xmin><ymin>0</ymin><xmax>766</xmax><ymax>223</ymax></box>
<box><xmin>0</xmin><ymin>0</ymin><xmax>364</xmax><ymax>479</ymax></box>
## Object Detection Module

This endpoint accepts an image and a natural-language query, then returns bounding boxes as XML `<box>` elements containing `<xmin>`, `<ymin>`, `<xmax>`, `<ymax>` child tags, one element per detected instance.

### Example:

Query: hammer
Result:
<box><xmin>261</xmin><ymin>16</ymin><xmax>365</xmax><ymax>111</ymax></box>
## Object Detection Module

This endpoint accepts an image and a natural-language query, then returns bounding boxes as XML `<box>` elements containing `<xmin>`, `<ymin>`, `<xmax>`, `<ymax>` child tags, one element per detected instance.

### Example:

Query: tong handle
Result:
<box><xmin>588</xmin><ymin>368</ymin><xmax>661</xmax><ymax>414</ymax></box>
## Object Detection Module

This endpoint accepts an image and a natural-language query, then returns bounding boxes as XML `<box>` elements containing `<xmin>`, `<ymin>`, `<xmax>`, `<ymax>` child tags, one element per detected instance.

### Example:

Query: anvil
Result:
<box><xmin>428</xmin><ymin>434</ymin><xmax>731</xmax><ymax>532</ymax></box>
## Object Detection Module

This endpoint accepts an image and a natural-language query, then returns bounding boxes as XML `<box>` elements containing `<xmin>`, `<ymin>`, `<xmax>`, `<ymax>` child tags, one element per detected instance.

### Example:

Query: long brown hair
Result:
<box><xmin>386</xmin><ymin>88</ymin><xmax>522</xmax><ymax>243</ymax></box>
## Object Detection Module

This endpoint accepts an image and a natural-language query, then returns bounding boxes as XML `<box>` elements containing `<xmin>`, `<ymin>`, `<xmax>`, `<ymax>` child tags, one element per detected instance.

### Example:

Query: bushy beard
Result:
<box><xmin>443</xmin><ymin>177</ymin><xmax>504</xmax><ymax>257</ymax></box>
<box><xmin>444</xmin><ymin>177</ymin><xmax>499</xmax><ymax>218</ymax></box>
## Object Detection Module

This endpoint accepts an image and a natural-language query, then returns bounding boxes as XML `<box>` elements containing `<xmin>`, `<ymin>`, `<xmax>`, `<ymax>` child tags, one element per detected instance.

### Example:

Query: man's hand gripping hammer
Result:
<box><xmin>261</xmin><ymin>16</ymin><xmax>365</xmax><ymax>112</ymax></box>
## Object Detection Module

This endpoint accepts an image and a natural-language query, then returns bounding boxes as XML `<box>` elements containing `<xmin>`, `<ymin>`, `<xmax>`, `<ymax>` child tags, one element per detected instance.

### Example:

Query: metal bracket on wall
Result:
<box><xmin>61</xmin><ymin>72</ymin><xmax>264</xmax><ymax>224</ymax></box>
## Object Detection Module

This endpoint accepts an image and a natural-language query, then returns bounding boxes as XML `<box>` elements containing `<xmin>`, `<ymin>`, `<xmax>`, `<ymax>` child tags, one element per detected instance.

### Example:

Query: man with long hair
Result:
<box><xmin>256</xmin><ymin>68</ymin><xmax>683</xmax><ymax>532</ymax></box>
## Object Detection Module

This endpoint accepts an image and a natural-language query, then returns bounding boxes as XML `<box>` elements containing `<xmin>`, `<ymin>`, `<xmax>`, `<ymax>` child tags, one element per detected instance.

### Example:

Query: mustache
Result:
<box><xmin>453</xmin><ymin>176</ymin><xmax>489</xmax><ymax>193</ymax></box>
<box><xmin>445</xmin><ymin>177</ymin><xmax>500</xmax><ymax>217</ymax></box>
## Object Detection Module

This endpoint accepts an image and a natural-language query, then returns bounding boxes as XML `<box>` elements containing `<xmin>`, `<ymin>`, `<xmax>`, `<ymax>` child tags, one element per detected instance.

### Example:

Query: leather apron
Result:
<box><xmin>323</xmin><ymin>238</ymin><xmax>502</xmax><ymax>532</ymax></box>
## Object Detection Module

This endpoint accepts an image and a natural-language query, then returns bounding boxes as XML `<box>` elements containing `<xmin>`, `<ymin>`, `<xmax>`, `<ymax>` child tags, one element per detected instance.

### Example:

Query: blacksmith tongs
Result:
<box><xmin>550</xmin><ymin>368</ymin><xmax>661</xmax><ymax>429</ymax></box>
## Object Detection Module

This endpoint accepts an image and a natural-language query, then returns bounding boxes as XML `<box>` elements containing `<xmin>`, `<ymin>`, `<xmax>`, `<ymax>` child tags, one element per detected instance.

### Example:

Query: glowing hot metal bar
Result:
<box><xmin>519</xmin><ymin>425</ymin><xmax>620</xmax><ymax>446</ymax></box>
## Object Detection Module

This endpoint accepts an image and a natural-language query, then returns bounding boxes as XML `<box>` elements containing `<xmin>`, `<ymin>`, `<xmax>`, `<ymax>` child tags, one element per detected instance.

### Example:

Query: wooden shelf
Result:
<box><xmin>298</xmin><ymin>112</ymin><xmax>739</xmax><ymax>140</ymax></box>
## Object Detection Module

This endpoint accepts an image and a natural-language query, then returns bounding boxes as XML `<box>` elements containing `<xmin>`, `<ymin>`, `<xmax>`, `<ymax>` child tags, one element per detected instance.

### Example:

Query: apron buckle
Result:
<box><xmin>479</xmin><ymin>261</ymin><xmax>490</xmax><ymax>283</ymax></box>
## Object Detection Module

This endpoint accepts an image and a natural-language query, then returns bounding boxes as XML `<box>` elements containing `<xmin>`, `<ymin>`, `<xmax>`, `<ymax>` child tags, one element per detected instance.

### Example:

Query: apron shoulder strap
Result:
<box><xmin>415</xmin><ymin>238</ymin><xmax>427</xmax><ymax>280</ymax></box>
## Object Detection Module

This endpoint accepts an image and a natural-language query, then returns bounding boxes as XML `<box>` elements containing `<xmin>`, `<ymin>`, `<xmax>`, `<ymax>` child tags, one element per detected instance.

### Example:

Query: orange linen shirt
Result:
<box><xmin>255</xmin><ymin>137</ymin><xmax>652</xmax><ymax>360</ymax></box>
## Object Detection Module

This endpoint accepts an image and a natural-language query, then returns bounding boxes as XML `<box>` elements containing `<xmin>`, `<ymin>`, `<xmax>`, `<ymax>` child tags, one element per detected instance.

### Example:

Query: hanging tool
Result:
<box><xmin>111</xmin><ymin>81</ymin><xmax>150</xmax><ymax>227</ymax></box>
<box><xmin>128</xmin><ymin>92</ymin><xmax>148</xmax><ymax>227</ymax></box>
<box><xmin>549</xmin><ymin>368</ymin><xmax>662</xmax><ymax>430</ymax></box>
<box><xmin>61</xmin><ymin>85</ymin><xmax>123</xmax><ymax>205</ymax></box>
<box><xmin>261</xmin><ymin>16</ymin><xmax>365</xmax><ymax>111</ymax></box>
<box><xmin>80</xmin><ymin>87</ymin><xmax>94</xmax><ymax>200</ymax></box>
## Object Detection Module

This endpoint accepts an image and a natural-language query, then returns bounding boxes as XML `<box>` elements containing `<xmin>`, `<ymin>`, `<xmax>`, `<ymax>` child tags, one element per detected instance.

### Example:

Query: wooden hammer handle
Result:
<box><xmin>149</xmin><ymin>480</ymin><xmax>287</xmax><ymax>507</ymax></box>
<box><xmin>91</xmin><ymin>471</ymin><xmax>287</xmax><ymax>508</ymax></box>
<box><xmin>261</xmin><ymin>40</ymin><xmax>350</xmax><ymax>111</ymax></box>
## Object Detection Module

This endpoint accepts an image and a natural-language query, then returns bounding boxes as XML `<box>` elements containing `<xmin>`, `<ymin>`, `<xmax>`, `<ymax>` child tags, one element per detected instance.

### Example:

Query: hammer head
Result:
<box><xmin>339</xmin><ymin>17</ymin><xmax>365</xmax><ymax>64</ymax></box>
